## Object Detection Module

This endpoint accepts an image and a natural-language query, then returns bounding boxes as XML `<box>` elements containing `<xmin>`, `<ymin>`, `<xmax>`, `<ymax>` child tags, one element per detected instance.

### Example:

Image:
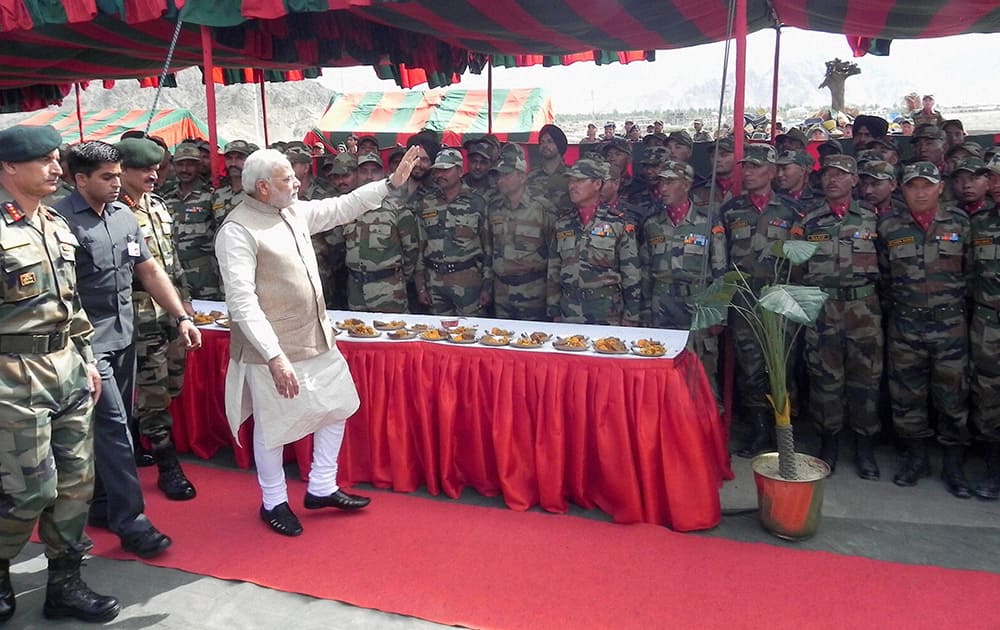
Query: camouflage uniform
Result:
<box><xmin>640</xmin><ymin>190</ymin><xmax>727</xmax><ymax>401</ymax></box>
<box><xmin>876</xmin><ymin>203</ymin><xmax>971</xmax><ymax>445</ymax></box>
<box><xmin>489</xmin><ymin>189</ymin><xmax>557</xmax><ymax>321</ymax></box>
<box><xmin>792</xmin><ymin>198</ymin><xmax>883</xmax><ymax>437</ymax></box>
<box><xmin>526</xmin><ymin>161</ymin><xmax>569</xmax><ymax>210</ymax></box>
<box><xmin>969</xmin><ymin>206</ymin><xmax>1000</xmax><ymax>442</ymax></box>
<box><xmin>211</xmin><ymin>182</ymin><xmax>248</xmax><ymax>224</ymax></box>
<box><xmin>547</xmin><ymin>178</ymin><xmax>642</xmax><ymax>326</ymax></box>
<box><xmin>343</xmin><ymin>190</ymin><xmax>420</xmax><ymax>313</ymax></box>
<box><xmin>301</xmin><ymin>176</ymin><xmax>337</xmax><ymax>202</ymax></box>
<box><xmin>0</xmin><ymin>200</ymin><xmax>96</xmax><ymax>561</ymax></box>
<box><xmin>414</xmin><ymin>185</ymin><xmax>492</xmax><ymax>316</ymax></box>
<box><xmin>161</xmin><ymin>183</ymin><xmax>221</xmax><ymax>300</ymax></box>
<box><xmin>122</xmin><ymin>192</ymin><xmax>190</xmax><ymax>447</ymax></box>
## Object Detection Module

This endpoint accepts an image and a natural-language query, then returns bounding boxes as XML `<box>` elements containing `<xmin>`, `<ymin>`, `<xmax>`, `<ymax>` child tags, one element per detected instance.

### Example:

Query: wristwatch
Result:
<box><xmin>176</xmin><ymin>314</ymin><xmax>194</xmax><ymax>326</ymax></box>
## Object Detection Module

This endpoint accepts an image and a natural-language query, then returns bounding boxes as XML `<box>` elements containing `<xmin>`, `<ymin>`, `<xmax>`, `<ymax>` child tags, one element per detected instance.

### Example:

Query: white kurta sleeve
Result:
<box><xmin>215</xmin><ymin>222</ymin><xmax>284</xmax><ymax>362</ymax></box>
<box><xmin>299</xmin><ymin>179</ymin><xmax>391</xmax><ymax>235</ymax></box>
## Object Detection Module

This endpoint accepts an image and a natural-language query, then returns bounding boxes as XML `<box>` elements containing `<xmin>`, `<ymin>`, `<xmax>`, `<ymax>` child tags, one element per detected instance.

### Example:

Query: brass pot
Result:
<box><xmin>751</xmin><ymin>452</ymin><xmax>831</xmax><ymax>541</ymax></box>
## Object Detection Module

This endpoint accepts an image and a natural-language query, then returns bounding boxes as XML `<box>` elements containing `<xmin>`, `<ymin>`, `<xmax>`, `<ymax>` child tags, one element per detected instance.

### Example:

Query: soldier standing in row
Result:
<box><xmin>526</xmin><ymin>124</ymin><xmax>570</xmax><ymax>210</ymax></box>
<box><xmin>774</xmin><ymin>150</ymin><xmax>818</xmax><ymax>204</ymax></box>
<box><xmin>877</xmin><ymin>162</ymin><xmax>974</xmax><ymax>497</ymax></box>
<box><xmin>489</xmin><ymin>144</ymin><xmax>557</xmax><ymax>321</ymax></box>
<box><xmin>950</xmin><ymin>157</ymin><xmax>994</xmax><ymax>217</ymax></box>
<box><xmin>413</xmin><ymin>148</ymin><xmax>492</xmax><ymax>315</ymax></box>
<box><xmin>0</xmin><ymin>125</ymin><xmax>121</xmax><ymax>623</ymax></box>
<box><xmin>721</xmin><ymin>144</ymin><xmax>805</xmax><ymax>458</ymax></box>
<box><xmin>117</xmin><ymin>138</ymin><xmax>197</xmax><ymax>500</ymax></box>
<box><xmin>312</xmin><ymin>153</ymin><xmax>353</xmax><ymax>309</ymax></box>
<box><xmin>792</xmin><ymin>156</ymin><xmax>883</xmax><ymax>479</ymax></box>
<box><xmin>211</xmin><ymin>140</ymin><xmax>254</xmax><ymax>222</ymax></box>
<box><xmin>640</xmin><ymin>160</ymin><xmax>727</xmax><ymax>402</ymax></box>
<box><xmin>859</xmin><ymin>160</ymin><xmax>903</xmax><ymax>218</ymax></box>
<box><xmin>692</xmin><ymin>119</ymin><xmax>712</xmax><ymax>143</ymax></box>
<box><xmin>547</xmin><ymin>158</ymin><xmax>641</xmax><ymax>325</ymax></box>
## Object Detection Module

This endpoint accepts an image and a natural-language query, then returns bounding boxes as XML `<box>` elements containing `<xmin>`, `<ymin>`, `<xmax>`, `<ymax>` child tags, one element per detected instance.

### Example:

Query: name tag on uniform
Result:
<box><xmin>421</xmin><ymin>211</ymin><xmax>438</xmax><ymax>220</ymax></box>
<box><xmin>974</xmin><ymin>237</ymin><xmax>994</xmax><ymax>247</ymax></box>
<box><xmin>127</xmin><ymin>240</ymin><xmax>141</xmax><ymax>257</ymax></box>
<box><xmin>729</xmin><ymin>220</ymin><xmax>749</xmax><ymax>230</ymax></box>
<box><xmin>807</xmin><ymin>234</ymin><xmax>831</xmax><ymax>242</ymax></box>
<box><xmin>18</xmin><ymin>271</ymin><xmax>36</xmax><ymax>287</ymax></box>
<box><xmin>490</xmin><ymin>217</ymin><xmax>504</xmax><ymax>225</ymax></box>
<box><xmin>556</xmin><ymin>229</ymin><xmax>575</xmax><ymax>240</ymax></box>
<box><xmin>648</xmin><ymin>235</ymin><xmax>666</xmax><ymax>245</ymax></box>
<box><xmin>889</xmin><ymin>236</ymin><xmax>915</xmax><ymax>248</ymax></box>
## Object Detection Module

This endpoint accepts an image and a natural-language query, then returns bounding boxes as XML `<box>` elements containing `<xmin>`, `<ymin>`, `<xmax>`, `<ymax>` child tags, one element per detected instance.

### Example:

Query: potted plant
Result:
<box><xmin>691</xmin><ymin>240</ymin><xmax>831</xmax><ymax>540</ymax></box>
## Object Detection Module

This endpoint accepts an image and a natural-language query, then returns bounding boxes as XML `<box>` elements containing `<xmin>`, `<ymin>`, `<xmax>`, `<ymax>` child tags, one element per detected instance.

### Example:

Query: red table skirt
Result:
<box><xmin>170</xmin><ymin>329</ymin><xmax>732</xmax><ymax>531</ymax></box>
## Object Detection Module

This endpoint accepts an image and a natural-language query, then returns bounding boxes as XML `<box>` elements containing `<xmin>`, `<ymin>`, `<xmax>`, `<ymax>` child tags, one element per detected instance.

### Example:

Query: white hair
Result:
<box><xmin>242</xmin><ymin>148</ymin><xmax>290</xmax><ymax>194</ymax></box>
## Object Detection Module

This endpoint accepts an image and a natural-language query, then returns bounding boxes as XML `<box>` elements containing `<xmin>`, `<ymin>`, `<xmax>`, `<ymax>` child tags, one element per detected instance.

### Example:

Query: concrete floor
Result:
<box><xmin>7</xmin><ymin>440</ymin><xmax>1000</xmax><ymax>629</ymax></box>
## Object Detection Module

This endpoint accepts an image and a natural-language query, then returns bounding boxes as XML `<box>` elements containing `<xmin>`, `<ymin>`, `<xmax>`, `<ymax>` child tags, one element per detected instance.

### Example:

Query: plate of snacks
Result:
<box><xmin>193</xmin><ymin>310</ymin><xmax>223</xmax><ymax>326</ymax></box>
<box><xmin>488</xmin><ymin>326</ymin><xmax>514</xmax><ymax>337</ymax></box>
<box><xmin>449</xmin><ymin>325</ymin><xmax>478</xmax><ymax>336</ymax></box>
<box><xmin>213</xmin><ymin>317</ymin><xmax>231</xmax><ymax>329</ymax></box>
<box><xmin>479</xmin><ymin>334</ymin><xmax>511</xmax><ymax>347</ymax></box>
<box><xmin>527</xmin><ymin>331</ymin><xmax>551</xmax><ymax>344</ymax></box>
<box><xmin>387</xmin><ymin>329</ymin><xmax>417</xmax><ymax>340</ymax></box>
<box><xmin>553</xmin><ymin>335</ymin><xmax>589</xmax><ymax>352</ymax></box>
<box><xmin>447</xmin><ymin>330</ymin><xmax>478</xmax><ymax>344</ymax></box>
<box><xmin>510</xmin><ymin>334</ymin><xmax>543</xmax><ymax>349</ymax></box>
<box><xmin>347</xmin><ymin>325</ymin><xmax>381</xmax><ymax>338</ymax></box>
<box><xmin>374</xmin><ymin>319</ymin><xmax>407</xmax><ymax>331</ymax></box>
<box><xmin>419</xmin><ymin>329</ymin><xmax>448</xmax><ymax>341</ymax></box>
<box><xmin>594</xmin><ymin>337</ymin><xmax>628</xmax><ymax>355</ymax></box>
<box><xmin>632</xmin><ymin>339</ymin><xmax>667</xmax><ymax>357</ymax></box>
<box><xmin>408</xmin><ymin>323</ymin><xmax>432</xmax><ymax>332</ymax></box>
<box><xmin>336</xmin><ymin>318</ymin><xmax>366</xmax><ymax>330</ymax></box>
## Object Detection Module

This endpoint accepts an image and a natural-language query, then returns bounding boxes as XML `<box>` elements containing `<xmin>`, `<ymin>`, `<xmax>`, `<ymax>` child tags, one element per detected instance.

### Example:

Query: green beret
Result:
<box><xmin>115</xmin><ymin>138</ymin><xmax>165</xmax><ymax>168</ymax></box>
<box><xmin>0</xmin><ymin>125</ymin><xmax>63</xmax><ymax>163</ymax></box>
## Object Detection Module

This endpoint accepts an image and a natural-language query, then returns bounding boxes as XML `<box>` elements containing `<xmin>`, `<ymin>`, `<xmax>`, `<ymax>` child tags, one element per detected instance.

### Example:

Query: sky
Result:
<box><xmin>319</xmin><ymin>29</ymin><xmax>1000</xmax><ymax>116</ymax></box>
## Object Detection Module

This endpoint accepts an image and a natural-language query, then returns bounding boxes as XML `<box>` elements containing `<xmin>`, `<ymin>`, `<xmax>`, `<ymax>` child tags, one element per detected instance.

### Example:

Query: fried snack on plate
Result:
<box><xmin>594</xmin><ymin>337</ymin><xmax>627</xmax><ymax>353</ymax></box>
<box><xmin>419</xmin><ymin>329</ymin><xmax>447</xmax><ymax>341</ymax></box>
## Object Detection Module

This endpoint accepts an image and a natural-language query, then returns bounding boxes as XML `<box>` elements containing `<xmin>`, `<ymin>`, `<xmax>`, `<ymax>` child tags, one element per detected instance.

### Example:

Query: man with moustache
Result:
<box><xmin>56</xmin><ymin>140</ymin><xmax>201</xmax><ymax>558</ymax></box>
<box><xmin>312</xmin><ymin>152</ymin><xmax>356</xmax><ymax>309</ymax></box>
<box><xmin>462</xmin><ymin>140</ymin><xmax>498</xmax><ymax>198</ymax></box>
<box><xmin>211</xmin><ymin>140</ymin><xmax>255</xmax><ymax>222</ymax></box>
<box><xmin>851</xmin><ymin>115</ymin><xmax>889</xmax><ymax>150</ymax></box>
<box><xmin>526</xmin><ymin>124</ymin><xmax>570</xmax><ymax>210</ymax></box>
<box><xmin>357</xmin><ymin>152</ymin><xmax>385</xmax><ymax>186</ymax></box>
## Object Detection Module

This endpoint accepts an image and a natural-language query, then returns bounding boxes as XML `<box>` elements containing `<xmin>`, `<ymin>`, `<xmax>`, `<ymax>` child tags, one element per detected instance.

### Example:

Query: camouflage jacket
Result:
<box><xmin>488</xmin><ymin>189</ymin><xmax>557</xmax><ymax>284</ymax></box>
<box><xmin>0</xmin><ymin>200</ymin><xmax>95</xmax><ymax>363</ymax></box>
<box><xmin>343</xmin><ymin>202</ymin><xmax>420</xmax><ymax>278</ymax></box>
<box><xmin>159</xmin><ymin>183</ymin><xmax>216</xmax><ymax>267</ymax></box>
<box><xmin>301</xmin><ymin>177</ymin><xmax>338</xmax><ymax>202</ymax></box>
<box><xmin>211</xmin><ymin>182</ymin><xmax>249</xmax><ymax>223</ymax></box>
<box><xmin>970</xmin><ymin>205</ymin><xmax>1000</xmax><ymax>309</ymax></box>
<box><xmin>413</xmin><ymin>185</ymin><xmax>492</xmax><ymax>288</ymax></box>
<box><xmin>123</xmin><ymin>192</ymin><xmax>189</xmax><ymax>326</ymax></box>
<box><xmin>791</xmin><ymin>200</ymin><xmax>880</xmax><ymax>289</ymax></box>
<box><xmin>721</xmin><ymin>192</ymin><xmax>804</xmax><ymax>284</ymax></box>
<box><xmin>525</xmin><ymin>162</ymin><xmax>569</xmax><ymax>209</ymax></box>
<box><xmin>876</xmin><ymin>205</ymin><xmax>972</xmax><ymax>309</ymax></box>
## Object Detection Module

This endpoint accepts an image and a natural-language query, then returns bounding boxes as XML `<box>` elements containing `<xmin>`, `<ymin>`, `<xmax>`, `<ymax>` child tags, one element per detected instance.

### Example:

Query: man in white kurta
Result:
<box><xmin>215</xmin><ymin>147</ymin><xmax>419</xmax><ymax>535</ymax></box>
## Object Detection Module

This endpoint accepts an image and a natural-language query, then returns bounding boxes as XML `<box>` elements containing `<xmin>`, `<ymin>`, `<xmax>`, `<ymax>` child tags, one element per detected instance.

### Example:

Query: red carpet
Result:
<box><xmin>83</xmin><ymin>464</ymin><xmax>1000</xmax><ymax>629</ymax></box>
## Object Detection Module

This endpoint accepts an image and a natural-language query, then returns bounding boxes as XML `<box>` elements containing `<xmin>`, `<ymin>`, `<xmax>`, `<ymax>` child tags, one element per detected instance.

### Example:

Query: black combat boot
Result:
<box><xmin>941</xmin><ymin>445</ymin><xmax>973</xmax><ymax>499</ymax></box>
<box><xmin>736</xmin><ymin>411</ymin><xmax>772</xmax><ymax>459</ymax></box>
<box><xmin>0</xmin><ymin>559</ymin><xmax>14</xmax><ymax>622</ymax></box>
<box><xmin>154</xmin><ymin>444</ymin><xmax>197</xmax><ymax>501</ymax></box>
<box><xmin>818</xmin><ymin>433</ymin><xmax>839</xmax><ymax>473</ymax></box>
<box><xmin>43</xmin><ymin>555</ymin><xmax>120</xmax><ymax>623</ymax></box>
<box><xmin>854</xmin><ymin>434</ymin><xmax>880</xmax><ymax>481</ymax></box>
<box><xmin>893</xmin><ymin>437</ymin><xmax>931</xmax><ymax>486</ymax></box>
<box><xmin>974</xmin><ymin>443</ymin><xmax>1000</xmax><ymax>500</ymax></box>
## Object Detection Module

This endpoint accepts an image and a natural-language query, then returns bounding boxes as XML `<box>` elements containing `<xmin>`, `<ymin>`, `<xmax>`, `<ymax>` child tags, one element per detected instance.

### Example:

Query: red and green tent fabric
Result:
<box><xmin>15</xmin><ymin>108</ymin><xmax>219</xmax><ymax>150</ymax></box>
<box><xmin>312</xmin><ymin>88</ymin><xmax>554</xmax><ymax>148</ymax></box>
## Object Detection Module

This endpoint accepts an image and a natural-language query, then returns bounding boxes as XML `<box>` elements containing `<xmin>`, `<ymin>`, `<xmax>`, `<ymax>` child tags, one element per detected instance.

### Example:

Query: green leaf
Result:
<box><xmin>767</xmin><ymin>239</ymin><xmax>818</xmax><ymax>265</ymax></box>
<box><xmin>758</xmin><ymin>284</ymin><xmax>828</xmax><ymax>325</ymax></box>
<box><xmin>690</xmin><ymin>303</ymin><xmax>728</xmax><ymax>330</ymax></box>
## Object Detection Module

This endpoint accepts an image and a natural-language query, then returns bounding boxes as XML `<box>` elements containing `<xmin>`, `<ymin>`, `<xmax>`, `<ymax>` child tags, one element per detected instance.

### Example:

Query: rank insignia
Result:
<box><xmin>711</xmin><ymin>225</ymin><xmax>725</xmax><ymax>235</ymax></box>
<box><xmin>3</xmin><ymin>202</ymin><xmax>23</xmax><ymax>222</ymax></box>
<box><xmin>624</xmin><ymin>223</ymin><xmax>635</xmax><ymax>233</ymax></box>
<box><xmin>18</xmin><ymin>271</ymin><xmax>37</xmax><ymax>287</ymax></box>
<box><xmin>789</xmin><ymin>226</ymin><xmax>804</xmax><ymax>237</ymax></box>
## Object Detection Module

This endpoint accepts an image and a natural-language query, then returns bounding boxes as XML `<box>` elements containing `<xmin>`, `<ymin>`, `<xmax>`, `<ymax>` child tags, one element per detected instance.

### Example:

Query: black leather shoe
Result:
<box><xmin>941</xmin><ymin>445</ymin><xmax>973</xmax><ymax>499</ymax></box>
<box><xmin>893</xmin><ymin>438</ymin><xmax>931</xmax><ymax>487</ymax></box>
<box><xmin>0</xmin><ymin>560</ymin><xmax>14</xmax><ymax>623</ymax></box>
<box><xmin>854</xmin><ymin>435</ymin><xmax>880</xmax><ymax>481</ymax></box>
<box><xmin>304</xmin><ymin>489</ymin><xmax>371</xmax><ymax>511</ymax></box>
<box><xmin>155</xmin><ymin>449</ymin><xmax>196</xmax><ymax>501</ymax></box>
<box><xmin>43</xmin><ymin>556</ymin><xmax>119</xmax><ymax>623</ymax></box>
<box><xmin>975</xmin><ymin>444</ymin><xmax>1000</xmax><ymax>500</ymax></box>
<box><xmin>819</xmin><ymin>433</ymin><xmax>839</xmax><ymax>473</ymax></box>
<box><xmin>260</xmin><ymin>502</ymin><xmax>303</xmax><ymax>536</ymax></box>
<box><xmin>121</xmin><ymin>527</ymin><xmax>172</xmax><ymax>559</ymax></box>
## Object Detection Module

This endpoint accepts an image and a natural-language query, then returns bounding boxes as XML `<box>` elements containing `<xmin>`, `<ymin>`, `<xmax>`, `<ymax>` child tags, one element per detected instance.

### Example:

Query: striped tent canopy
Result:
<box><xmin>16</xmin><ymin>108</ymin><xmax>220</xmax><ymax>151</ymax></box>
<box><xmin>313</xmin><ymin>88</ymin><xmax>554</xmax><ymax>148</ymax></box>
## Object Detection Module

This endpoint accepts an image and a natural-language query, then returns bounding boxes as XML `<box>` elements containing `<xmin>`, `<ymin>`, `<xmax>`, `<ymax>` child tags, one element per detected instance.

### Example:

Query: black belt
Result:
<box><xmin>974</xmin><ymin>303</ymin><xmax>1000</xmax><ymax>324</ymax></box>
<box><xmin>822</xmin><ymin>285</ymin><xmax>876</xmax><ymax>301</ymax></box>
<box><xmin>496</xmin><ymin>269</ymin><xmax>546</xmax><ymax>285</ymax></box>
<box><xmin>0</xmin><ymin>329</ymin><xmax>70</xmax><ymax>354</ymax></box>
<box><xmin>894</xmin><ymin>302</ymin><xmax>965</xmax><ymax>321</ymax></box>
<box><xmin>425</xmin><ymin>257</ymin><xmax>482</xmax><ymax>274</ymax></box>
<box><xmin>349</xmin><ymin>267</ymin><xmax>401</xmax><ymax>283</ymax></box>
<box><xmin>565</xmin><ymin>286</ymin><xmax>619</xmax><ymax>300</ymax></box>
<box><xmin>658</xmin><ymin>282</ymin><xmax>695</xmax><ymax>297</ymax></box>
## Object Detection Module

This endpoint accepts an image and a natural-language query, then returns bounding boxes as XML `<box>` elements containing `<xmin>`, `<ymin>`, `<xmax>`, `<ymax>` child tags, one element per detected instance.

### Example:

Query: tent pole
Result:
<box><xmin>733</xmin><ymin>0</ymin><xmax>747</xmax><ymax>165</ymax></box>
<box><xmin>258</xmin><ymin>70</ymin><xmax>270</xmax><ymax>147</ymax></box>
<box><xmin>201</xmin><ymin>26</ymin><xmax>221</xmax><ymax>186</ymax></box>
<box><xmin>74</xmin><ymin>83</ymin><xmax>84</xmax><ymax>142</ymax></box>
<box><xmin>487</xmin><ymin>58</ymin><xmax>494</xmax><ymax>134</ymax></box>
<box><xmin>770</xmin><ymin>26</ymin><xmax>781</xmax><ymax>141</ymax></box>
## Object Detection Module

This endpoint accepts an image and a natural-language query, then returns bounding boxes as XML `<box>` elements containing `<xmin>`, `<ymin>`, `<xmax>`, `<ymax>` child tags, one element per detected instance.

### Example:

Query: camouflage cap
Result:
<box><xmin>601</xmin><ymin>137</ymin><xmax>632</xmax><ymax>156</ymax></box>
<box><xmin>775</xmin><ymin>149</ymin><xmax>814</xmax><ymax>169</ymax></box>
<box><xmin>329</xmin><ymin>151</ymin><xmax>359</xmax><ymax>175</ymax></box>
<box><xmin>945</xmin><ymin>140</ymin><xmax>985</xmax><ymax>159</ymax></box>
<box><xmin>0</xmin><ymin>125</ymin><xmax>63</xmax><ymax>162</ymax></box>
<box><xmin>986</xmin><ymin>154</ymin><xmax>1000</xmax><ymax>176</ymax></box>
<box><xmin>639</xmin><ymin>146</ymin><xmax>670</xmax><ymax>165</ymax></box>
<box><xmin>115</xmin><ymin>137</ymin><xmax>165</xmax><ymax>168</ymax></box>
<box><xmin>431</xmin><ymin>147</ymin><xmax>463</xmax><ymax>169</ymax></box>
<box><xmin>173</xmin><ymin>143</ymin><xmax>201</xmax><ymax>162</ymax></box>
<box><xmin>778</xmin><ymin>127</ymin><xmax>809</xmax><ymax>147</ymax></box>
<box><xmin>492</xmin><ymin>144</ymin><xmax>527</xmax><ymax>174</ymax></box>
<box><xmin>870</xmin><ymin>136</ymin><xmax>900</xmax><ymax>153</ymax></box>
<box><xmin>666</xmin><ymin>130</ymin><xmax>693</xmax><ymax>148</ymax></box>
<box><xmin>859</xmin><ymin>160</ymin><xmax>896</xmax><ymax>181</ymax></box>
<box><xmin>657</xmin><ymin>160</ymin><xmax>695</xmax><ymax>182</ymax></box>
<box><xmin>223</xmin><ymin>139</ymin><xmax>254</xmax><ymax>156</ymax></box>
<box><xmin>818</xmin><ymin>139</ymin><xmax>844</xmax><ymax>155</ymax></box>
<box><xmin>951</xmin><ymin>157</ymin><xmax>989</xmax><ymax>176</ymax></box>
<box><xmin>738</xmin><ymin>144</ymin><xmax>777</xmax><ymax>166</ymax></box>
<box><xmin>854</xmin><ymin>149</ymin><xmax>882</xmax><ymax>164</ymax></box>
<box><xmin>642</xmin><ymin>132</ymin><xmax>668</xmax><ymax>145</ymax></box>
<box><xmin>910</xmin><ymin>124</ymin><xmax>944</xmax><ymax>143</ymax></box>
<box><xmin>463</xmin><ymin>140</ymin><xmax>492</xmax><ymax>160</ymax></box>
<box><xmin>821</xmin><ymin>154</ymin><xmax>857</xmax><ymax>175</ymax></box>
<box><xmin>356</xmin><ymin>135</ymin><xmax>379</xmax><ymax>149</ymax></box>
<box><xmin>709</xmin><ymin>136</ymin><xmax>735</xmax><ymax>154</ymax></box>
<box><xmin>285</xmin><ymin>148</ymin><xmax>313</xmax><ymax>165</ymax></box>
<box><xmin>986</xmin><ymin>145</ymin><xmax>1000</xmax><ymax>161</ymax></box>
<box><xmin>901</xmin><ymin>161</ymin><xmax>942</xmax><ymax>185</ymax></box>
<box><xmin>567</xmin><ymin>158</ymin><xmax>611</xmax><ymax>180</ymax></box>
<box><xmin>357</xmin><ymin>152</ymin><xmax>383</xmax><ymax>167</ymax></box>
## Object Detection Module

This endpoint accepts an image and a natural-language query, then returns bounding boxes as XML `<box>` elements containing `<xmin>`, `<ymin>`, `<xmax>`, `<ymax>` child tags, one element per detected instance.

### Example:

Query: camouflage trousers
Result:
<box><xmin>555</xmin><ymin>286</ymin><xmax>623</xmax><ymax>325</ymax></box>
<box><xmin>887</xmin><ymin>308</ymin><xmax>971</xmax><ymax>445</ymax></box>
<box><xmin>970</xmin><ymin>305</ymin><xmax>1000</xmax><ymax>442</ymax></box>
<box><xmin>803</xmin><ymin>295</ymin><xmax>883</xmax><ymax>436</ymax></box>
<box><xmin>180</xmin><ymin>253</ymin><xmax>224</xmax><ymax>300</ymax></box>
<box><xmin>729</xmin><ymin>306</ymin><xmax>801</xmax><ymax>415</ymax></box>
<box><xmin>347</xmin><ymin>268</ymin><xmax>408</xmax><ymax>313</ymax></box>
<box><xmin>134</xmin><ymin>321</ymin><xmax>187</xmax><ymax>446</ymax></box>
<box><xmin>0</xmin><ymin>345</ymin><xmax>94</xmax><ymax>560</ymax></box>
<box><xmin>427</xmin><ymin>267</ymin><xmax>484</xmax><ymax>316</ymax></box>
<box><xmin>648</xmin><ymin>296</ymin><xmax>721</xmax><ymax>409</ymax></box>
<box><xmin>493</xmin><ymin>275</ymin><xmax>547</xmax><ymax>321</ymax></box>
